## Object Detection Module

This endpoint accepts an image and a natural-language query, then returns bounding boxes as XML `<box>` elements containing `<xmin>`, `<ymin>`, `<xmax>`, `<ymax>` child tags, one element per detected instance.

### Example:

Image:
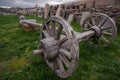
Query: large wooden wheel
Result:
<box><xmin>81</xmin><ymin>12</ymin><xmax>117</xmax><ymax>47</ymax></box>
<box><xmin>38</xmin><ymin>16</ymin><xmax>79</xmax><ymax>78</ymax></box>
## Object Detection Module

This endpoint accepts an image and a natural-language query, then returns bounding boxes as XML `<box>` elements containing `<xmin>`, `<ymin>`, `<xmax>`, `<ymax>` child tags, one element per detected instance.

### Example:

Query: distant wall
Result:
<box><xmin>114</xmin><ymin>0</ymin><xmax>120</xmax><ymax>6</ymax></box>
<box><xmin>80</xmin><ymin>0</ymin><xmax>120</xmax><ymax>7</ymax></box>
<box><xmin>95</xmin><ymin>0</ymin><xmax>115</xmax><ymax>6</ymax></box>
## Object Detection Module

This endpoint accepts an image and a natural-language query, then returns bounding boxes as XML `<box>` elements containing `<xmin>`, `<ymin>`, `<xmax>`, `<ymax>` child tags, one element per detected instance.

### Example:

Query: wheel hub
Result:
<box><xmin>39</xmin><ymin>37</ymin><xmax>59</xmax><ymax>59</ymax></box>
<box><xmin>90</xmin><ymin>26</ymin><xmax>102</xmax><ymax>37</ymax></box>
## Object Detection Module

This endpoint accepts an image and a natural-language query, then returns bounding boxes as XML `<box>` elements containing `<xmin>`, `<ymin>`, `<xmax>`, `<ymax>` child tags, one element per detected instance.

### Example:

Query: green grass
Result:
<box><xmin>0</xmin><ymin>15</ymin><xmax>120</xmax><ymax>80</ymax></box>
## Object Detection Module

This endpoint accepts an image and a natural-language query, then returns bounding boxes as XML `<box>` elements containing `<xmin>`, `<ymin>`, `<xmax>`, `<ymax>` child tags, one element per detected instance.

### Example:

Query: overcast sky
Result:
<box><xmin>0</xmin><ymin>0</ymin><xmax>80</xmax><ymax>8</ymax></box>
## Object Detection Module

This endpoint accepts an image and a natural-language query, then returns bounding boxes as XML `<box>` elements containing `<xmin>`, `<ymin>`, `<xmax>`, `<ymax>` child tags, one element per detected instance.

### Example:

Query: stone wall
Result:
<box><xmin>23</xmin><ymin>1</ymin><xmax>120</xmax><ymax>22</ymax></box>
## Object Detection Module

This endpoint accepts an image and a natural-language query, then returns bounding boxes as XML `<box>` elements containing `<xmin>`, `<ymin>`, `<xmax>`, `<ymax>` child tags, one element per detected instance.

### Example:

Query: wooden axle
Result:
<box><xmin>75</xmin><ymin>30</ymin><xmax>95</xmax><ymax>42</ymax></box>
<box><xmin>33</xmin><ymin>49</ymin><xmax>44</xmax><ymax>55</ymax></box>
<box><xmin>33</xmin><ymin>30</ymin><xmax>95</xmax><ymax>56</ymax></box>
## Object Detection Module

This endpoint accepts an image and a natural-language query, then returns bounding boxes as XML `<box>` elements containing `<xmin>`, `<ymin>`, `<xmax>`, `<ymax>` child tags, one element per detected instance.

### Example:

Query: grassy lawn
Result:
<box><xmin>0</xmin><ymin>15</ymin><xmax>120</xmax><ymax>80</ymax></box>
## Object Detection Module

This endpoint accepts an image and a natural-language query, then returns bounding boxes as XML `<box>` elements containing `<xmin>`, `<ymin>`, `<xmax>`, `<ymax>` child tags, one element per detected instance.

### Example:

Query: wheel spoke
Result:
<box><xmin>51</xmin><ymin>21</ymin><xmax>56</xmax><ymax>37</ymax></box>
<box><xmin>58</xmin><ymin>37</ymin><xmax>68</xmax><ymax>46</ymax></box>
<box><xmin>59</xmin><ymin>54</ymin><xmax>70</xmax><ymax>68</ymax></box>
<box><xmin>42</xmin><ymin>30</ymin><xmax>50</xmax><ymax>37</ymax></box>
<box><xmin>47</xmin><ymin>60</ymin><xmax>55</xmax><ymax>71</ymax></box>
<box><xmin>55</xmin><ymin>24</ymin><xmax>63</xmax><ymax>40</ymax></box>
<box><xmin>56</xmin><ymin>57</ymin><xmax>65</xmax><ymax>72</ymax></box>
<box><xmin>91</xmin><ymin>17</ymin><xmax>96</xmax><ymax>25</ymax></box>
<box><xmin>84</xmin><ymin>23</ymin><xmax>88</xmax><ymax>28</ymax></box>
<box><xmin>102</xmin><ymin>31</ymin><xmax>112</xmax><ymax>36</ymax></box>
<box><xmin>94</xmin><ymin>15</ymin><xmax>99</xmax><ymax>25</ymax></box>
<box><xmin>84</xmin><ymin>23</ymin><xmax>89</xmax><ymax>30</ymax></box>
<box><xmin>87</xmin><ymin>22</ymin><xmax>93</xmax><ymax>27</ymax></box>
<box><xmin>84</xmin><ymin>28</ymin><xmax>89</xmax><ymax>31</ymax></box>
<box><xmin>101</xmin><ymin>35</ymin><xmax>109</xmax><ymax>43</ymax></box>
<box><xmin>45</xmin><ymin>24</ymin><xmax>50</xmax><ymax>33</ymax></box>
<box><xmin>102</xmin><ymin>26</ymin><xmax>112</xmax><ymax>31</ymax></box>
<box><xmin>59</xmin><ymin>48</ymin><xmax>71</xmax><ymax>59</ymax></box>
<box><xmin>61</xmin><ymin>40</ymin><xmax>71</xmax><ymax>50</ymax></box>
<box><xmin>99</xmin><ymin>17</ymin><xmax>108</xmax><ymax>28</ymax></box>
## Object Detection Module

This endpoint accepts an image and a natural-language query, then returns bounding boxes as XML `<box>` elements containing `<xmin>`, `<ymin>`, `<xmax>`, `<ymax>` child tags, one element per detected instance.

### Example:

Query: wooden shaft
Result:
<box><xmin>22</xmin><ymin>20</ymin><xmax>42</xmax><ymax>27</ymax></box>
<box><xmin>75</xmin><ymin>30</ymin><xmax>95</xmax><ymax>42</ymax></box>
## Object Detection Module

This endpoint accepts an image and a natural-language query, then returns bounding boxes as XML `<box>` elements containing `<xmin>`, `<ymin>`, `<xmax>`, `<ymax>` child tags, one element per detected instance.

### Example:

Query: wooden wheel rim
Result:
<box><xmin>39</xmin><ymin>16</ymin><xmax>79</xmax><ymax>78</ymax></box>
<box><xmin>81</xmin><ymin>12</ymin><xmax>117</xmax><ymax>47</ymax></box>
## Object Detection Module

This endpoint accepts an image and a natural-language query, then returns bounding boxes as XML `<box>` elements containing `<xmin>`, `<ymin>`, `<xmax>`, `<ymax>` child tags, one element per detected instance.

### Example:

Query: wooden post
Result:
<box><xmin>44</xmin><ymin>4</ymin><xmax>50</xmax><ymax>19</ymax></box>
<box><xmin>67</xmin><ymin>14</ymin><xmax>74</xmax><ymax>23</ymax></box>
<box><xmin>56</xmin><ymin>5</ymin><xmax>62</xmax><ymax>17</ymax></box>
